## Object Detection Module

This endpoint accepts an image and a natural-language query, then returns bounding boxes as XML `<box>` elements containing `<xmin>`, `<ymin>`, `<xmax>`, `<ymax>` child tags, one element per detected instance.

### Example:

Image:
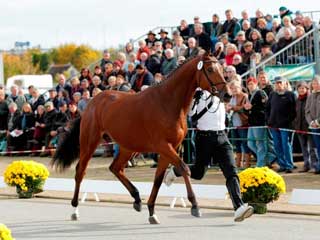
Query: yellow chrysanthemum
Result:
<box><xmin>0</xmin><ymin>223</ymin><xmax>15</xmax><ymax>240</ymax></box>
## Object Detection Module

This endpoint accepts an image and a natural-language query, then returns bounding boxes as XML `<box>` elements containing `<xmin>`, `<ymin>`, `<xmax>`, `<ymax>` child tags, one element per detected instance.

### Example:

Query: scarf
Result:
<box><xmin>298</xmin><ymin>92</ymin><xmax>308</xmax><ymax>100</ymax></box>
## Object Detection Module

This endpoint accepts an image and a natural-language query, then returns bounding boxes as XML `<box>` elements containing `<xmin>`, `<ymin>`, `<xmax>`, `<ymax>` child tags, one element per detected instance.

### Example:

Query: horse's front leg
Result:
<box><xmin>147</xmin><ymin>160</ymin><xmax>169</xmax><ymax>224</ymax></box>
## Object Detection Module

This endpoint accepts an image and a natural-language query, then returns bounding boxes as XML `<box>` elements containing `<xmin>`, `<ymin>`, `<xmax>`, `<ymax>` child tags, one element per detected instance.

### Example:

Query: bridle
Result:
<box><xmin>200</xmin><ymin>59</ymin><xmax>226</xmax><ymax>96</ymax></box>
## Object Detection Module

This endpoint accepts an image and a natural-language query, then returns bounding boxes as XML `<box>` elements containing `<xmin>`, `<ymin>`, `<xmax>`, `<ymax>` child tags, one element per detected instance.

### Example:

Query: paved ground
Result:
<box><xmin>1</xmin><ymin>197</ymin><xmax>319</xmax><ymax>240</ymax></box>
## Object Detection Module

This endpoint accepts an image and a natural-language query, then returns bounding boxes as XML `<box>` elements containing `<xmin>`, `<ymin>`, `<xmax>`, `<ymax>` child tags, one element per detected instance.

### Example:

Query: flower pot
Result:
<box><xmin>16</xmin><ymin>186</ymin><xmax>34</xmax><ymax>199</ymax></box>
<box><xmin>249</xmin><ymin>202</ymin><xmax>267</xmax><ymax>214</ymax></box>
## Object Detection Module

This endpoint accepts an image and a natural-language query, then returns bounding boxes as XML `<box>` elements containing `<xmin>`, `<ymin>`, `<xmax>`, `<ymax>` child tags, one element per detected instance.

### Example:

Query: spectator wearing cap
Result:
<box><xmin>222</xmin><ymin>9</ymin><xmax>241</xmax><ymax>41</ymax></box>
<box><xmin>79</xmin><ymin>68</ymin><xmax>92</xmax><ymax>85</ymax></box>
<box><xmin>241</xmin><ymin>41</ymin><xmax>255</xmax><ymax>65</ymax></box>
<box><xmin>158</xmin><ymin>29</ymin><xmax>171</xmax><ymax>47</ymax></box>
<box><xmin>78</xmin><ymin>89</ymin><xmax>91</xmax><ymax>113</ymax></box>
<box><xmin>70</xmin><ymin>77</ymin><xmax>81</xmax><ymax>99</ymax></box>
<box><xmin>89</xmin><ymin>76</ymin><xmax>105</xmax><ymax>96</ymax></box>
<box><xmin>145</xmin><ymin>31</ymin><xmax>158</xmax><ymax>49</ymax></box>
<box><xmin>29</xmin><ymin>87</ymin><xmax>45</xmax><ymax>113</ymax></box>
<box><xmin>136</xmin><ymin>40</ymin><xmax>150</xmax><ymax>61</ymax></box>
<box><xmin>193</xmin><ymin>23</ymin><xmax>212</xmax><ymax>53</ymax></box>
<box><xmin>184</xmin><ymin>37</ymin><xmax>200</xmax><ymax>59</ymax></box>
<box><xmin>160</xmin><ymin>49</ymin><xmax>177</xmax><ymax>76</ymax></box>
<box><xmin>177</xmin><ymin>19</ymin><xmax>190</xmax><ymax>41</ymax></box>
<box><xmin>244</xmin><ymin>77</ymin><xmax>272</xmax><ymax>167</ymax></box>
<box><xmin>249</xmin><ymin>29</ymin><xmax>263</xmax><ymax>53</ymax></box>
<box><xmin>234</xmin><ymin>31</ymin><xmax>246</xmax><ymax>54</ymax></box>
<box><xmin>294</xmin><ymin>81</ymin><xmax>318</xmax><ymax>173</ymax></box>
<box><xmin>100</xmin><ymin>50</ymin><xmax>112</xmax><ymax>72</ymax></box>
<box><xmin>305</xmin><ymin>75</ymin><xmax>320</xmax><ymax>174</ymax></box>
<box><xmin>55</xmin><ymin>74</ymin><xmax>72</xmax><ymax>98</ymax></box>
<box><xmin>225</xmin><ymin>44</ymin><xmax>240</xmax><ymax>66</ymax></box>
<box><xmin>241</xmin><ymin>20</ymin><xmax>253</xmax><ymax>41</ymax></box>
<box><xmin>293</xmin><ymin>11</ymin><xmax>304</xmax><ymax>26</ymax></box>
<box><xmin>46</xmin><ymin>88</ymin><xmax>59</xmax><ymax>110</ymax></box>
<box><xmin>260</xmin><ymin>43</ymin><xmax>275</xmax><ymax>65</ymax></box>
<box><xmin>173</xmin><ymin>36</ymin><xmax>187</xmax><ymax>59</ymax></box>
<box><xmin>0</xmin><ymin>90</ymin><xmax>9</xmax><ymax>131</ymax></box>
<box><xmin>6</xmin><ymin>84</ymin><xmax>26</xmax><ymax>111</ymax></box>
<box><xmin>131</xmin><ymin>64</ymin><xmax>154</xmax><ymax>92</ymax></box>
<box><xmin>232</xmin><ymin>54</ymin><xmax>248</xmax><ymax>76</ymax></box>
<box><xmin>279</xmin><ymin>6</ymin><xmax>293</xmax><ymax>23</ymax></box>
<box><xmin>226</xmin><ymin>80</ymin><xmax>251</xmax><ymax>168</ymax></box>
<box><xmin>266</xmin><ymin>76</ymin><xmax>296</xmax><ymax>173</ymax></box>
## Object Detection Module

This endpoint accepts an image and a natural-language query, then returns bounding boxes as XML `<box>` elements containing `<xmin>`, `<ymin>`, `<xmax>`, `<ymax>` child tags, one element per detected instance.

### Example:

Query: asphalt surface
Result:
<box><xmin>1</xmin><ymin>197</ymin><xmax>319</xmax><ymax>240</ymax></box>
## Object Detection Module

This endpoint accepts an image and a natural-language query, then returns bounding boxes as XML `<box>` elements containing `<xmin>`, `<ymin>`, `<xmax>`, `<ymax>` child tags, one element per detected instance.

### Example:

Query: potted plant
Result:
<box><xmin>3</xmin><ymin>160</ymin><xmax>50</xmax><ymax>198</ymax></box>
<box><xmin>0</xmin><ymin>223</ymin><xmax>15</xmax><ymax>240</ymax></box>
<box><xmin>238</xmin><ymin>167</ymin><xmax>286</xmax><ymax>214</ymax></box>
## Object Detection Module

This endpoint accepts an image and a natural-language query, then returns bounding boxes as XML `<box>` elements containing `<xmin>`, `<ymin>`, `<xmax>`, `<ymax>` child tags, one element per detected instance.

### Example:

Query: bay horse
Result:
<box><xmin>52</xmin><ymin>54</ymin><xmax>227</xmax><ymax>224</ymax></box>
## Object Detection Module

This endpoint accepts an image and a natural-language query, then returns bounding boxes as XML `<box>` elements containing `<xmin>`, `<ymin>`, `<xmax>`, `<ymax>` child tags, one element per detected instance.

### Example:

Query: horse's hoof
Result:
<box><xmin>133</xmin><ymin>201</ymin><xmax>142</xmax><ymax>212</ymax></box>
<box><xmin>71</xmin><ymin>213</ymin><xmax>79</xmax><ymax>221</ymax></box>
<box><xmin>191</xmin><ymin>206</ymin><xmax>202</xmax><ymax>218</ymax></box>
<box><xmin>149</xmin><ymin>215</ymin><xmax>160</xmax><ymax>224</ymax></box>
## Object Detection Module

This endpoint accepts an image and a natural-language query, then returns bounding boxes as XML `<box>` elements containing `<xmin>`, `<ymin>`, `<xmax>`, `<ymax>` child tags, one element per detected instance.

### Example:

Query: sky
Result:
<box><xmin>0</xmin><ymin>0</ymin><xmax>318</xmax><ymax>50</ymax></box>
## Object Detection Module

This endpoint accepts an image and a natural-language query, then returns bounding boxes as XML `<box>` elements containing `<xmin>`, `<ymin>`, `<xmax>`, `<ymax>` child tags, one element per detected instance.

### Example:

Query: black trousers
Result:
<box><xmin>176</xmin><ymin>130</ymin><xmax>244</xmax><ymax>210</ymax></box>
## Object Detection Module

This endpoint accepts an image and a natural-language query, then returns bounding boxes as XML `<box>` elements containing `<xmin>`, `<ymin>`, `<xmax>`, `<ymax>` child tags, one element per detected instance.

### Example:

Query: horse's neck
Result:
<box><xmin>159</xmin><ymin>58</ymin><xmax>198</xmax><ymax>116</ymax></box>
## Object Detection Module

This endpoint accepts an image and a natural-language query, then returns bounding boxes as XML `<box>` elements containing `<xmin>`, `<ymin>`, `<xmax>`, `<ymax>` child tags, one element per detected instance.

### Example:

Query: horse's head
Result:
<box><xmin>195</xmin><ymin>53</ymin><xmax>228</xmax><ymax>100</ymax></box>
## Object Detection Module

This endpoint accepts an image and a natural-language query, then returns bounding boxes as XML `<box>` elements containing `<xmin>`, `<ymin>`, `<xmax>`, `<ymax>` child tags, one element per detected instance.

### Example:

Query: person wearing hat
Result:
<box><xmin>131</xmin><ymin>64</ymin><xmax>153</xmax><ymax>92</ymax></box>
<box><xmin>260</xmin><ymin>43</ymin><xmax>275</xmax><ymax>65</ymax></box>
<box><xmin>242</xmin><ymin>41</ymin><xmax>255</xmax><ymax>65</ymax></box>
<box><xmin>244</xmin><ymin>77</ymin><xmax>273</xmax><ymax>167</ymax></box>
<box><xmin>145</xmin><ymin>30</ymin><xmax>158</xmax><ymax>49</ymax></box>
<box><xmin>158</xmin><ymin>29</ymin><xmax>171</xmax><ymax>47</ymax></box>
<box><xmin>305</xmin><ymin>75</ymin><xmax>320</xmax><ymax>174</ymax></box>
<box><xmin>294</xmin><ymin>81</ymin><xmax>318</xmax><ymax>173</ymax></box>
<box><xmin>266</xmin><ymin>76</ymin><xmax>296</xmax><ymax>173</ymax></box>
<box><xmin>279</xmin><ymin>6</ymin><xmax>293</xmax><ymax>23</ymax></box>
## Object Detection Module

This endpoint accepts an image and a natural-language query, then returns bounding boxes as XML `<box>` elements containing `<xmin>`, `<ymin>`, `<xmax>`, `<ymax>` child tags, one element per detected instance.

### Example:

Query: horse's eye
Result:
<box><xmin>207</xmin><ymin>67</ymin><xmax>214</xmax><ymax>73</ymax></box>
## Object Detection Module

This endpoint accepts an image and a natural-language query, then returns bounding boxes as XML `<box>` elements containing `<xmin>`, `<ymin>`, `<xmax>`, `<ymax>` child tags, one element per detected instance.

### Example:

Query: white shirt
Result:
<box><xmin>189</xmin><ymin>90</ymin><xmax>226</xmax><ymax>131</ymax></box>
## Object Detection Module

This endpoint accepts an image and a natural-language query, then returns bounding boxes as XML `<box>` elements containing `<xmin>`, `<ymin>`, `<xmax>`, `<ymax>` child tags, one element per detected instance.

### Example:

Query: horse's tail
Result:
<box><xmin>52</xmin><ymin>117</ymin><xmax>81</xmax><ymax>170</ymax></box>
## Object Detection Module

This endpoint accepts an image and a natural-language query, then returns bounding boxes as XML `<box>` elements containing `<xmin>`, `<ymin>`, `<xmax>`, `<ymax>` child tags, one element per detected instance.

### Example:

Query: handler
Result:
<box><xmin>164</xmin><ymin>88</ymin><xmax>253</xmax><ymax>222</ymax></box>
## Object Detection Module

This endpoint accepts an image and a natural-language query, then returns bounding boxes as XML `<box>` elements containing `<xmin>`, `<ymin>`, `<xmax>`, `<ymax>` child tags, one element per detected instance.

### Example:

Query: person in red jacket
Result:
<box><xmin>136</xmin><ymin>40</ymin><xmax>150</xmax><ymax>61</ymax></box>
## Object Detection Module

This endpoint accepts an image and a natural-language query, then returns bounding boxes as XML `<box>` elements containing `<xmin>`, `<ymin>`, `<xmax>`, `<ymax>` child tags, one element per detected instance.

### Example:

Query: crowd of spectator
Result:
<box><xmin>0</xmin><ymin>6</ymin><xmax>319</xmax><ymax>174</ymax></box>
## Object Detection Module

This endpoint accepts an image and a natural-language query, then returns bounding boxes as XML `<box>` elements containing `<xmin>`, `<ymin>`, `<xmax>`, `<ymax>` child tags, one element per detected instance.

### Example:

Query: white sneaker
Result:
<box><xmin>234</xmin><ymin>204</ymin><xmax>254</xmax><ymax>222</ymax></box>
<box><xmin>164</xmin><ymin>167</ymin><xmax>177</xmax><ymax>186</ymax></box>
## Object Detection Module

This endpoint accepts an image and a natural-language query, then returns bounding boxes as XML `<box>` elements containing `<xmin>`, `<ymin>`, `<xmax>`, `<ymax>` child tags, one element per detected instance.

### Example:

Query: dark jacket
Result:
<box><xmin>146</xmin><ymin>54</ymin><xmax>163</xmax><ymax>75</ymax></box>
<box><xmin>15</xmin><ymin>112</ymin><xmax>35</xmax><ymax>130</ymax></box>
<box><xmin>52</xmin><ymin>111</ymin><xmax>70</xmax><ymax>130</ymax></box>
<box><xmin>30</xmin><ymin>95</ymin><xmax>46</xmax><ymax>112</ymax></box>
<box><xmin>266</xmin><ymin>91</ymin><xmax>296</xmax><ymax>128</ymax></box>
<box><xmin>7</xmin><ymin>111</ymin><xmax>21</xmax><ymax>132</ymax></box>
<box><xmin>0</xmin><ymin>101</ymin><xmax>9</xmax><ymax>130</ymax></box>
<box><xmin>56</xmin><ymin>84</ymin><xmax>72</xmax><ymax>98</ymax></box>
<box><xmin>178</xmin><ymin>26</ymin><xmax>190</xmax><ymax>40</ymax></box>
<box><xmin>261</xmin><ymin>84</ymin><xmax>274</xmax><ymax>97</ymax></box>
<box><xmin>194</xmin><ymin>32</ymin><xmax>212</xmax><ymax>52</ymax></box>
<box><xmin>131</xmin><ymin>70</ymin><xmax>154</xmax><ymax>92</ymax></box>
<box><xmin>234</xmin><ymin>63</ymin><xmax>248</xmax><ymax>76</ymax></box>
<box><xmin>44</xmin><ymin>109</ymin><xmax>57</xmax><ymax>132</ymax></box>
<box><xmin>293</xmin><ymin>94</ymin><xmax>309</xmax><ymax>131</ymax></box>
<box><xmin>184</xmin><ymin>47</ymin><xmax>200</xmax><ymax>59</ymax></box>
<box><xmin>222</xmin><ymin>18</ymin><xmax>241</xmax><ymax>40</ymax></box>
<box><xmin>248</xmin><ymin>89</ymin><xmax>268</xmax><ymax>126</ymax></box>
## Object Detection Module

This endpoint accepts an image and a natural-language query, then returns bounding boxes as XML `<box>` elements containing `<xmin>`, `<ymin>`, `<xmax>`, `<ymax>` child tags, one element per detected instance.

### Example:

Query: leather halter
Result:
<box><xmin>201</xmin><ymin>59</ymin><xmax>226</xmax><ymax>95</ymax></box>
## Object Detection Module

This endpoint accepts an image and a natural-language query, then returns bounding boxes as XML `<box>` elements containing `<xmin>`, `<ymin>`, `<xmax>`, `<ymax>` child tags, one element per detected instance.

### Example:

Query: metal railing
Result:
<box><xmin>240</xmin><ymin>25</ymin><xmax>319</xmax><ymax>79</ymax></box>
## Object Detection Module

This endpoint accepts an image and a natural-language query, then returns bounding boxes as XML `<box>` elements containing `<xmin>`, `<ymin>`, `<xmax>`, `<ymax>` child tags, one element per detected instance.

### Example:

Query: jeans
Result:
<box><xmin>270</xmin><ymin>129</ymin><xmax>294</xmax><ymax>170</ymax></box>
<box><xmin>310</xmin><ymin>129</ymin><xmax>320</xmax><ymax>171</ymax></box>
<box><xmin>247</xmin><ymin>127</ymin><xmax>268</xmax><ymax>167</ymax></box>
<box><xmin>297</xmin><ymin>133</ymin><xmax>318</xmax><ymax>170</ymax></box>
<box><xmin>232</xmin><ymin>129</ymin><xmax>250</xmax><ymax>154</ymax></box>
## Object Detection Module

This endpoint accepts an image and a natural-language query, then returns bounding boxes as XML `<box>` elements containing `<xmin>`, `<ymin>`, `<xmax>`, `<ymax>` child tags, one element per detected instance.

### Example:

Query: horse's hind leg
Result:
<box><xmin>71</xmin><ymin>129</ymin><xmax>101</xmax><ymax>220</ymax></box>
<box><xmin>109</xmin><ymin>148</ymin><xmax>142</xmax><ymax>212</ymax></box>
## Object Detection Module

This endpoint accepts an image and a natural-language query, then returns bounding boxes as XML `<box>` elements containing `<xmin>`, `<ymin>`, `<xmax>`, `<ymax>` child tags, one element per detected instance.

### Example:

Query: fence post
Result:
<box><xmin>313</xmin><ymin>23</ymin><xmax>320</xmax><ymax>75</ymax></box>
